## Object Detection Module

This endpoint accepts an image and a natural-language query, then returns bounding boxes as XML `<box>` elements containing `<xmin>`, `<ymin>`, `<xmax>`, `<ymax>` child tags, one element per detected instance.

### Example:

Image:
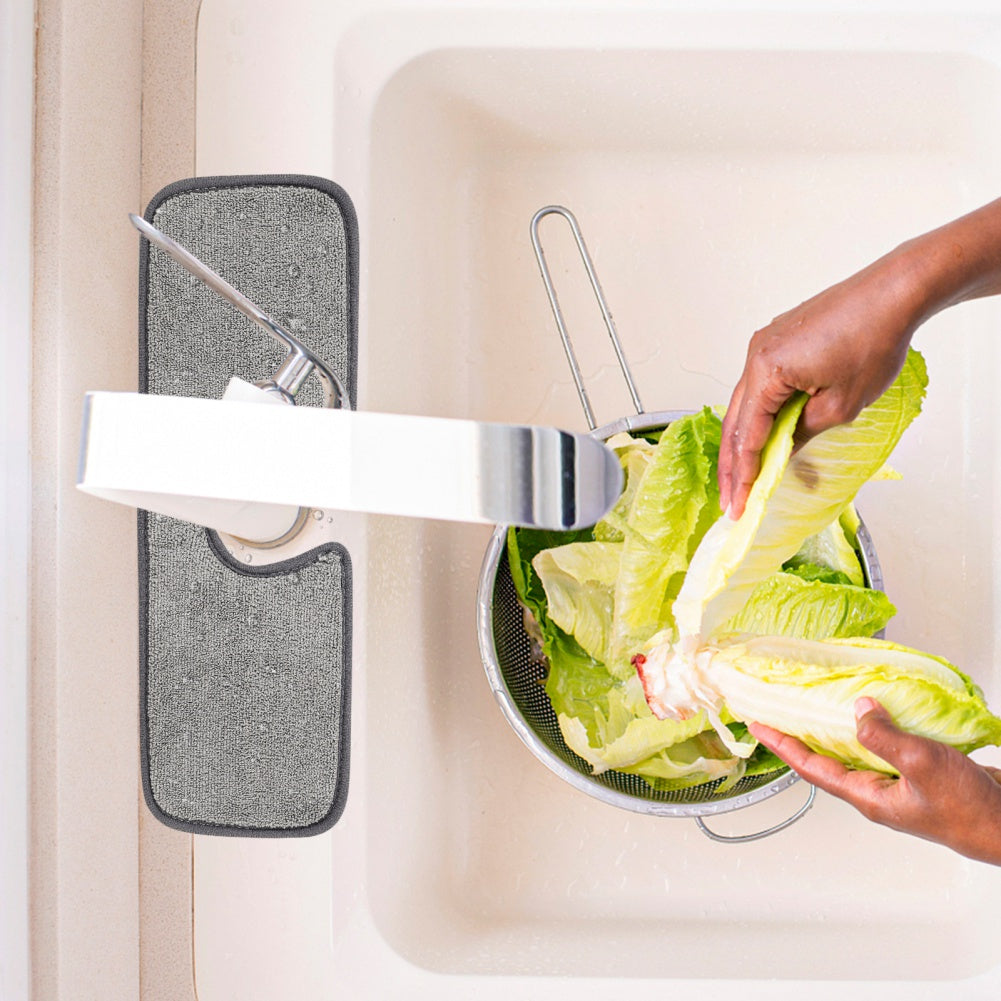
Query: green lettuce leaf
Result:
<box><xmin>787</xmin><ymin>519</ymin><xmax>865</xmax><ymax>587</ymax></box>
<box><xmin>541</xmin><ymin>627</ymin><xmax>620</xmax><ymax>742</ymax></box>
<box><xmin>559</xmin><ymin>676</ymin><xmax>747</xmax><ymax>790</ymax></box>
<box><xmin>674</xmin><ymin>349</ymin><xmax>927</xmax><ymax>641</ymax></box>
<box><xmin>782</xmin><ymin>561</ymin><xmax>854</xmax><ymax>586</ymax></box>
<box><xmin>507</xmin><ymin>524</ymin><xmax>593</xmax><ymax>623</ymax></box>
<box><xmin>839</xmin><ymin>503</ymin><xmax>862</xmax><ymax>547</ymax></box>
<box><xmin>722</xmin><ymin>571</ymin><xmax>896</xmax><ymax>640</ymax></box>
<box><xmin>593</xmin><ymin>433</ymin><xmax>658</xmax><ymax>542</ymax></box>
<box><xmin>727</xmin><ymin>723</ymin><xmax>786</xmax><ymax>776</ymax></box>
<box><xmin>705</xmin><ymin>634</ymin><xmax>1001</xmax><ymax>773</ymax></box>
<box><xmin>533</xmin><ymin>541</ymin><xmax>620</xmax><ymax>663</ymax></box>
<box><xmin>559</xmin><ymin>675</ymin><xmax>704</xmax><ymax>769</ymax></box>
<box><xmin>541</xmin><ymin>629</ymin><xmax>746</xmax><ymax>791</ymax></box>
<box><xmin>609</xmin><ymin>408</ymin><xmax>721</xmax><ymax>673</ymax></box>
<box><xmin>616</xmin><ymin>733</ymin><xmax>748</xmax><ymax>792</ymax></box>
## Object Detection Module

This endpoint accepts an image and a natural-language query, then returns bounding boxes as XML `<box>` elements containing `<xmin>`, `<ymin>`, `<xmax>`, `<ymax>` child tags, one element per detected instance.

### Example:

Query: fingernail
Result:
<box><xmin>854</xmin><ymin>696</ymin><xmax>878</xmax><ymax>720</ymax></box>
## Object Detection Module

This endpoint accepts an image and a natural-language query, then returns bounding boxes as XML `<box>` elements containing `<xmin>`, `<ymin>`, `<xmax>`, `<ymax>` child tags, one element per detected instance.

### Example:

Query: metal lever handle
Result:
<box><xmin>130</xmin><ymin>213</ymin><xmax>347</xmax><ymax>409</ymax></box>
<box><xmin>530</xmin><ymin>205</ymin><xmax>644</xmax><ymax>430</ymax></box>
<box><xmin>694</xmin><ymin>782</ymin><xmax>817</xmax><ymax>844</ymax></box>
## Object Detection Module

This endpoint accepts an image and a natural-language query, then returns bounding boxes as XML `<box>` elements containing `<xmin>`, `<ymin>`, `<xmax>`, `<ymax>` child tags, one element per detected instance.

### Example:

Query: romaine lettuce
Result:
<box><xmin>592</xmin><ymin>433</ymin><xmax>658</xmax><ymax>542</ymax></box>
<box><xmin>507</xmin><ymin>347</ymin><xmax>1001</xmax><ymax>785</ymax></box>
<box><xmin>558</xmin><ymin>675</ymin><xmax>742</xmax><ymax>786</ymax></box>
<box><xmin>513</xmin><ymin>409</ymin><xmax>743</xmax><ymax>791</ymax></box>
<box><xmin>608</xmin><ymin>409</ymin><xmax>721</xmax><ymax>673</ymax></box>
<box><xmin>533</xmin><ymin>541</ymin><xmax>620</xmax><ymax>663</ymax></box>
<box><xmin>787</xmin><ymin>520</ymin><xmax>865</xmax><ymax>587</ymax></box>
<box><xmin>722</xmin><ymin>571</ymin><xmax>896</xmax><ymax>640</ymax></box>
<box><xmin>674</xmin><ymin>349</ymin><xmax>927</xmax><ymax>642</ymax></box>
<box><xmin>702</xmin><ymin>635</ymin><xmax>1001</xmax><ymax>773</ymax></box>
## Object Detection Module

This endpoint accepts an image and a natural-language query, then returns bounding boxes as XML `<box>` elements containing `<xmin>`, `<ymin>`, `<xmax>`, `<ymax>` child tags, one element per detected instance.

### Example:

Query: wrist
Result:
<box><xmin>957</xmin><ymin>792</ymin><xmax>1001</xmax><ymax>865</ymax></box>
<box><xmin>889</xmin><ymin>197</ymin><xmax>1001</xmax><ymax>325</ymax></box>
<box><xmin>847</xmin><ymin>240</ymin><xmax>935</xmax><ymax>355</ymax></box>
<box><xmin>881</xmin><ymin>234</ymin><xmax>957</xmax><ymax>330</ymax></box>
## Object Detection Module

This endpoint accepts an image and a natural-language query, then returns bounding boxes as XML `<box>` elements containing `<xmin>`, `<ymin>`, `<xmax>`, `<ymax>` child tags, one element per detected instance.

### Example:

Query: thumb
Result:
<box><xmin>853</xmin><ymin>696</ymin><xmax>928</xmax><ymax>776</ymax></box>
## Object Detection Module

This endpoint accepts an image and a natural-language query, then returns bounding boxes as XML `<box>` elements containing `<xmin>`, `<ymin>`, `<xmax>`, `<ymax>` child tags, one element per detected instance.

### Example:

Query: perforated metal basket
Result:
<box><xmin>477</xmin><ymin>408</ymin><xmax>884</xmax><ymax>840</ymax></box>
<box><xmin>475</xmin><ymin>207</ymin><xmax>885</xmax><ymax>842</ymax></box>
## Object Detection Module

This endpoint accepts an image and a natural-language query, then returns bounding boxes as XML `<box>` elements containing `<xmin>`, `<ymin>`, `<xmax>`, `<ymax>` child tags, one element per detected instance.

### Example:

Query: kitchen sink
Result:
<box><xmin>26</xmin><ymin>2</ymin><xmax>1001</xmax><ymax>998</ymax></box>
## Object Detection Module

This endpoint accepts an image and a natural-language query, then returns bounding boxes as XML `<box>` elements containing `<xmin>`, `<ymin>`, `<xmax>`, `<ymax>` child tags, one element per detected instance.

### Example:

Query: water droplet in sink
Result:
<box><xmin>312</xmin><ymin>510</ymin><xmax>324</xmax><ymax>520</ymax></box>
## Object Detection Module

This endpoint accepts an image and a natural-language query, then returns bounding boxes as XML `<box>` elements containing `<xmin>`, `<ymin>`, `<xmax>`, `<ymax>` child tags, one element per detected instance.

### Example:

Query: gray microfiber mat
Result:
<box><xmin>138</xmin><ymin>175</ymin><xmax>356</xmax><ymax>836</ymax></box>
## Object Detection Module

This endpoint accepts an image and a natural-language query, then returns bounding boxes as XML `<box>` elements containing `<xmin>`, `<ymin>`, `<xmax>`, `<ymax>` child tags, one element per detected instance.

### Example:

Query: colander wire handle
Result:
<box><xmin>530</xmin><ymin>206</ymin><xmax>644</xmax><ymax>430</ymax></box>
<box><xmin>694</xmin><ymin>783</ymin><xmax>817</xmax><ymax>844</ymax></box>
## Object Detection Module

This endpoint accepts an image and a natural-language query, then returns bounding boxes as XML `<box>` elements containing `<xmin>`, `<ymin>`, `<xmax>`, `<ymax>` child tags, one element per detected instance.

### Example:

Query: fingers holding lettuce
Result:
<box><xmin>750</xmin><ymin>698</ymin><xmax>1001</xmax><ymax>865</ymax></box>
<box><xmin>719</xmin><ymin>197</ymin><xmax>1001</xmax><ymax>520</ymax></box>
<box><xmin>718</xmin><ymin>270</ymin><xmax>914</xmax><ymax>519</ymax></box>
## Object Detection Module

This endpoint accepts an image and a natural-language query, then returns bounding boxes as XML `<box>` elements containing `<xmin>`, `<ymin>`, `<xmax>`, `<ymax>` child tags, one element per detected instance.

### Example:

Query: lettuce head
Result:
<box><xmin>509</xmin><ymin>347</ymin><xmax>1001</xmax><ymax>785</ymax></box>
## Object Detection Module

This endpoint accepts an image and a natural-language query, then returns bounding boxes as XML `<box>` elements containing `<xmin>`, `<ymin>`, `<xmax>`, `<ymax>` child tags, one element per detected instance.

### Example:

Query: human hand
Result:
<box><xmin>718</xmin><ymin>256</ymin><xmax>917</xmax><ymax>519</ymax></box>
<box><xmin>749</xmin><ymin>698</ymin><xmax>1001</xmax><ymax>865</ymax></box>
<box><xmin>718</xmin><ymin>196</ymin><xmax>1001</xmax><ymax>519</ymax></box>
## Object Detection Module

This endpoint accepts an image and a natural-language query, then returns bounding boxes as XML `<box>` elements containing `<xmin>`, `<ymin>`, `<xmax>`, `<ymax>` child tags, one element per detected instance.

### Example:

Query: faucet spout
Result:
<box><xmin>76</xmin><ymin>390</ymin><xmax>623</xmax><ymax>534</ymax></box>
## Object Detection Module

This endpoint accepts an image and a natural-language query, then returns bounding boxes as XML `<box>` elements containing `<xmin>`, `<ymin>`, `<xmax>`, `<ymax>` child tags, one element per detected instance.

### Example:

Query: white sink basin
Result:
<box><xmin>189</xmin><ymin>5</ymin><xmax>1001</xmax><ymax>996</ymax></box>
<box><xmin>22</xmin><ymin>1</ymin><xmax>1001</xmax><ymax>998</ymax></box>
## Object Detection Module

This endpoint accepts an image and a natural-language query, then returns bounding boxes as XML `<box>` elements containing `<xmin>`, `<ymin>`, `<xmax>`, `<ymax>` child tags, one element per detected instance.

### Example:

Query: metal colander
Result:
<box><xmin>475</xmin><ymin>207</ymin><xmax>884</xmax><ymax>842</ymax></box>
